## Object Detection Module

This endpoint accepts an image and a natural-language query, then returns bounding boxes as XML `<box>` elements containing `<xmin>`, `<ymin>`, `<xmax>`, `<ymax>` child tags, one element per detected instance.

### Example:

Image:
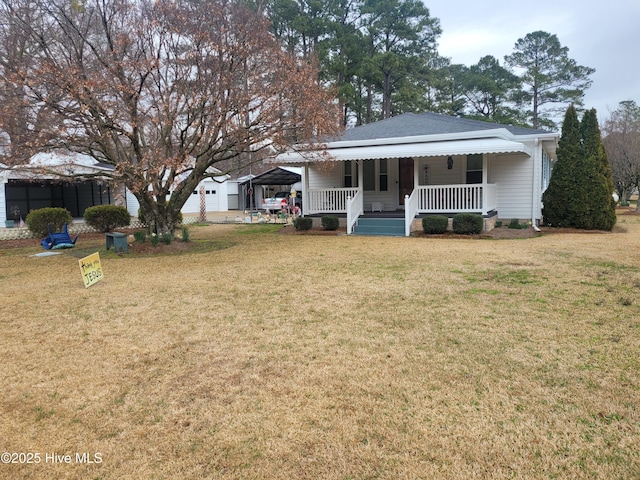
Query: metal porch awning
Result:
<box><xmin>275</xmin><ymin>138</ymin><xmax>531</xmax><ymax>163</ymax></box>
<box><xmin>239</xmin><ymin>167</ymin><xmax>301</xmax><ymax>185</ymax></box>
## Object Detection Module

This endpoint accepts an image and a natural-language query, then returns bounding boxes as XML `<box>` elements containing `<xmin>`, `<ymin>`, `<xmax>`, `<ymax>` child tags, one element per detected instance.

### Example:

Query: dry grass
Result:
<box><xmin>1</xmin><ymin>216</ymin><xmax>639</xmax><ymax>479</ymax></box>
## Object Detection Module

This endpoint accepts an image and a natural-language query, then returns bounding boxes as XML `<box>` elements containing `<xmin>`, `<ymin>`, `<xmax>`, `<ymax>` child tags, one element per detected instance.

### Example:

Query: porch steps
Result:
<box><xmin>352</xmin><ymin>217</ymin><xmax>405</xmax><ymax>237</ymax></box>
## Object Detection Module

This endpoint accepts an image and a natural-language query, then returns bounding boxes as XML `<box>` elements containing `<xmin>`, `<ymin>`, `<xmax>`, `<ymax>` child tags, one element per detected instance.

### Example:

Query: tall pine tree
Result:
<box><xmin>504</xmin><ymin>31</ymin><xmax>594</xmax><ymax>129</ymax></box>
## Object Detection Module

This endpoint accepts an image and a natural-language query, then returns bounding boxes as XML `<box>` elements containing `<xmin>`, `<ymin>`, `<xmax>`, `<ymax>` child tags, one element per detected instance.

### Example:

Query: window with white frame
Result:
<box><xmin>345</xmin><ymin>160</ymin><xmax>389</xmax><ymax>191</ymax></box>
<box><xmin>466</xmin><ymin>154</ymin><xmax>483</xmax><ymax>184</ymax></box>
<box><xmin>344</xmin><ymin>161</ymin><xmax>357</xmax><ymax>187</ymax></box>
<box><xmin>379</xmin><ymin>159</ymin><xmax>388</xmax><ymax>191</ymax></box>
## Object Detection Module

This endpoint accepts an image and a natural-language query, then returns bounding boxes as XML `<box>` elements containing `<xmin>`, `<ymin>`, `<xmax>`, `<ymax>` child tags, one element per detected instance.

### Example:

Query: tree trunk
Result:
<box><xmin>135</xmin><ymin>193</ymin><xmax>177</xmax><ymax>238</ymax></box>
<box><xmin>365</xmin><ymin>83</ymin><xmax>373</xmax><ymax>124</ymax></box>
<box><xmin>382</xmin><ymin>72</ymin><xmax>392</xmax><ymax>119</ymax></box>
<box><xmin>532</xmin><ymin>84</ymin><xmax>539</xmax><ymax>129</ymax></box>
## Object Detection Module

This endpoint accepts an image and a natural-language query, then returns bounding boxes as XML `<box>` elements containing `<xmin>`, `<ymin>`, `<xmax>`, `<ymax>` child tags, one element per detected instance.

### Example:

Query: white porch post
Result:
<box><xmin>0</xmin><ymin>176</ymin><xmax>6</xmax><ymax>225</ymax></box>
<box><xmin>481</xmin><ymin>155</ymin><xmax>488</xmax><ymax>215</ymax></box>
<box><xmin>303</xmin><ymin>163</ymin><xmax>310</xmax><ymax>216</ymax></box>
<box><xmin>357</xmin><ymin>159</ymin><xmax>364</xmax><ymax>191</ymax></box>
<box><xmin>413</xmin><ymin>158</ymin><xmax>419</xmax><ymax>189</ymax></box>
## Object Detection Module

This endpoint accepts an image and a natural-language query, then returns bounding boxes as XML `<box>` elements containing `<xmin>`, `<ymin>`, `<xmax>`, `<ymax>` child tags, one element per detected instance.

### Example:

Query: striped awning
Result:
<box><xmin>275</xmin><ymin>138</ymin><xmax>531</xmax><ymax>163</ymax></box>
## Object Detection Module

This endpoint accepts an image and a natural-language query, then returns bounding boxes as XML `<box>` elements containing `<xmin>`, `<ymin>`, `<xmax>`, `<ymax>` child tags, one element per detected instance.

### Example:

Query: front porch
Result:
<box><xmin>304</xmin><ymin>184</ymin><xmax>497</xmax><ymax>236</ymax></box>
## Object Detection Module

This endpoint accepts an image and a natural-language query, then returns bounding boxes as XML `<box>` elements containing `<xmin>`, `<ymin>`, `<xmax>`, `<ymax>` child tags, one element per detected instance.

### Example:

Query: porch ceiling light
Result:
<box><xmin>447</xmin><ymin>156</ymin><xmax>453</xmax><ymax>169</ymax></box>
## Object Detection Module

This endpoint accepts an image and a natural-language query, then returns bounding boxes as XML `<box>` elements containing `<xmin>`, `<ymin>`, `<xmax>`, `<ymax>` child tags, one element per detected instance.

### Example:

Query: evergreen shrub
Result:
<box><xmin>83</xmin><ymin>205</ymin><xmax>131</xmax><ymax>232</ymax></box>
<box><xmin>452</xmin><ymin>213</ymin><xmax>483</xmax><ymax>235</ymax></box>
<box><xmin>422</xmin><ymin>215</ymin><xmax>448</xmax><ymax>234</ymax></box>
<box><xmin>25</xmin><ymin>207</ymin><xmax>73</xmax><ymax>237</ymax></box>
<box><xmin>321</xmin><ymin>215</ymin><xmax>339</xmax><ymax>231</ymax></box>
<box><xmin>543</xmin><ymin>106</ymin><xmax>616</xmax><ymax>230</ymax></box>
<box><xmin>508</xmin><ymin>219</ymin><xmax>528</xmax><ymax>229</ymax></box>
<box><xmin>581</xmin><ymin>109</ymin><xmax>616</xmax><ymax>231</ymax></box>
<box><xmin>293</xmin><ymin>217</ymin><xmax>313</xmax><ymax>231</ymax></box>
<box><xmin>133</xmin><ymin>231</ymin><xmax>146</xmax><ymax>243</ymax></box>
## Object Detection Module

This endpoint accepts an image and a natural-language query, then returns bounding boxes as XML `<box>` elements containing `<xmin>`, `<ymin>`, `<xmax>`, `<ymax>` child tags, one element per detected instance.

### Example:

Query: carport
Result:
<box><xmin>238</xmin><ymin>167</ymin><xmax>301</xmax><ymax>211</ymax></box>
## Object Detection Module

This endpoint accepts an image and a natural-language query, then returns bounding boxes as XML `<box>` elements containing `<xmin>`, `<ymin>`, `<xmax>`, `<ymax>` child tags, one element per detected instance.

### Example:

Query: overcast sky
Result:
<box><xmin>425</xmin><ymin>0</ymin><xmax>640</xmax><ymax>123</ymax></box>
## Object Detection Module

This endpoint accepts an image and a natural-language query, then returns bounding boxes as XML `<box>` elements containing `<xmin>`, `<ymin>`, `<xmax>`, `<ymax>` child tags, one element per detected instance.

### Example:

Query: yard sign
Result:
<box><xmin>79</xmin><ymin>252</ymin><xmax>104</xmax><ymax>288</ymax></box>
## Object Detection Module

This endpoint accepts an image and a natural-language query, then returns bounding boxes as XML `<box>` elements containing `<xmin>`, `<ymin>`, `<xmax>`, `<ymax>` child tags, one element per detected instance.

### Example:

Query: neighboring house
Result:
<box><xmin>124</xmin><ymin>173</ymin><xmax>230</xmax><ymax>218</ymax></box>
<box><xmin>1</xmin><ymin>152</ymin><xmax>231</xmax><ymax>226</ymax></box>
<box><xmin>271</xmin><ymin>112</ymin><xmax>559</xmax><ymax>235</ymax></box>
<box><xmin>1</xmin><ymin>152</ymin><xmax>118</xmax><ymax>227</ymax></box>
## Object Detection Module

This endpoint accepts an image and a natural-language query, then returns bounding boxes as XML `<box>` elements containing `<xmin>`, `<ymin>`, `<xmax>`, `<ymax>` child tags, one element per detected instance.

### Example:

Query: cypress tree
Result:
<box><xmin>542</xmin><ymin>105</ymin><xmax>582</xmax><ymax>227</ymax></box>
<box><xmin>580</xmin><ymin>109</ymin><xmax>616</xmax><ymax>230</ymax></box>
<box><xmin>572</xmin><ymin>109</ymin><xmax>598</xmax><ymax>229</ymax></box>
<box><xmin>543</xmin><ymin>105</ymin><xmax>617</xmax><ymax>230</ymax></box>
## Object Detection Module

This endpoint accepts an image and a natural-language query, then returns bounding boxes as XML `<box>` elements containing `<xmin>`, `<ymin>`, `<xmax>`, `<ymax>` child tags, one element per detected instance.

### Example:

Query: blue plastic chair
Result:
<box><xmin>41</xmin><ymin>223</ymin><xmax>79</xmax><ymax>250</ymax></box>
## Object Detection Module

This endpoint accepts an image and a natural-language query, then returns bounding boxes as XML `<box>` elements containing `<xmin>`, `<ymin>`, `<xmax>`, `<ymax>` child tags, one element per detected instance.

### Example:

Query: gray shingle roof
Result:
<box><xmin>335</xmin><ymin>112</ymin><xmax>553</xmax><ymax>142</ymax></box>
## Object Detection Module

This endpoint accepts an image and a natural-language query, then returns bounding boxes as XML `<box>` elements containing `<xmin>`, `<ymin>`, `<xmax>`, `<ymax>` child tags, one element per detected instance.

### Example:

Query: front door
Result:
<box><xmin>398</xmin><ymin>157</ymin><xmax>414</xmax><ymax>206</ymax></box>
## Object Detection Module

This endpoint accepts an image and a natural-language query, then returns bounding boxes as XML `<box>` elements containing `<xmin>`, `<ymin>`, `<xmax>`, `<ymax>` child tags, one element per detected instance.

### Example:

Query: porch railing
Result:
<box><xmin>307</xmin><ymin>187</ymin><xmax>360</xmax><ymax>214</ymax></box>
<box><xmin>404</xmin><ymin>190</ymin><xmax>419</xmax><ymax>237</ymax></box>
<box><xmin>346</xmin><ymin>190</ymin><xmax>364</xmax><ymax>235</ymax></box>
<box><xmin>306</xmin><ymin>184</ymin><xmax>497</xmax><ymax>236</ymax></box>
<box><xmin>416</xmin><ymin>184</ymin><xmax>496</xmax><ymax>215</ymax></box>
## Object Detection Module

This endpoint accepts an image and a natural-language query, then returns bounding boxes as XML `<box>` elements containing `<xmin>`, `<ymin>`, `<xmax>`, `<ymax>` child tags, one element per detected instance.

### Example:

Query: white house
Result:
<box><xmin>270</xmin><ymin>112</ymin><xmax>559</xmax><ymax>236</ymax></box>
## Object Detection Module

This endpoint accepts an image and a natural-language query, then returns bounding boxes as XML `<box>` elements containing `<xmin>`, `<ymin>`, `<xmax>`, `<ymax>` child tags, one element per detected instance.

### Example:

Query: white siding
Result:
<box><xmin>126</xmin><ymin>177</ymin><xmax>229</xmax><ymax>217</ymax></box>
<box><xmin>181</xmin><ymin>178</ymin><xmax>229</xmax><ymax>213</ymax></box>
<box><xmin>126</xmin><ymin>189</ymin><xmax>140</xmax><ymax>216</ymax></box>
<box><xmin>226</xmin><ymin>181</ymin><xmax>239</xmax><ymax>210</ymax></box>
<box><xmin>216</xmin><ymin>180</ymin><xmax>229</xmax><ymax>211</ymax></box>
<box><xmin>417</xmin><ymin>156</ymin><xmax>463</xmax><ymax>185</ymax></box>
<box><xmin>182</xmin><ymin>185</ymin><xmax>207</xmax><ymax>214</ymax></box>
<box><xmin>307</xmin><ymin>163</ymin><xmax>342</xmax><ymax>189</ymax></box>
<box><xmin>226</xmin><ymin>181</ymin><xmax>239</xmax><ymax>195</ymax></box>
<box><xmin>490</xmin><ymin>153</ymin><xmax>533</xmax><ymax>220</ymax></box>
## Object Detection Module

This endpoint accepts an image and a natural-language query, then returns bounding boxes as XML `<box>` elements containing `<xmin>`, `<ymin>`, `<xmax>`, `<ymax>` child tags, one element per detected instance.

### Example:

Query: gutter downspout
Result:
<box><xmin>532</xmin><ymin>138</ymin><xmax>540</xmax><ymax>230</ymax></box>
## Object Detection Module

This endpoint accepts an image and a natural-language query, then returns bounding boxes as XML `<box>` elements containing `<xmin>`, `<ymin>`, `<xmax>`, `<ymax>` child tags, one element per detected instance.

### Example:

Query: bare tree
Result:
<box><xmin>0</xmin><ymin>1</ymin><xmax>51</xmax><ymax>161</ymax></box>
<box><xmin>0</xmin><ymin>0</ymin><xmax>340</xmax><ymax>234</ymax></box>
<box><xmin>602</xmin><ymin>101</ymin><xmax>640</xmax><ymax>209</ymax></box>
